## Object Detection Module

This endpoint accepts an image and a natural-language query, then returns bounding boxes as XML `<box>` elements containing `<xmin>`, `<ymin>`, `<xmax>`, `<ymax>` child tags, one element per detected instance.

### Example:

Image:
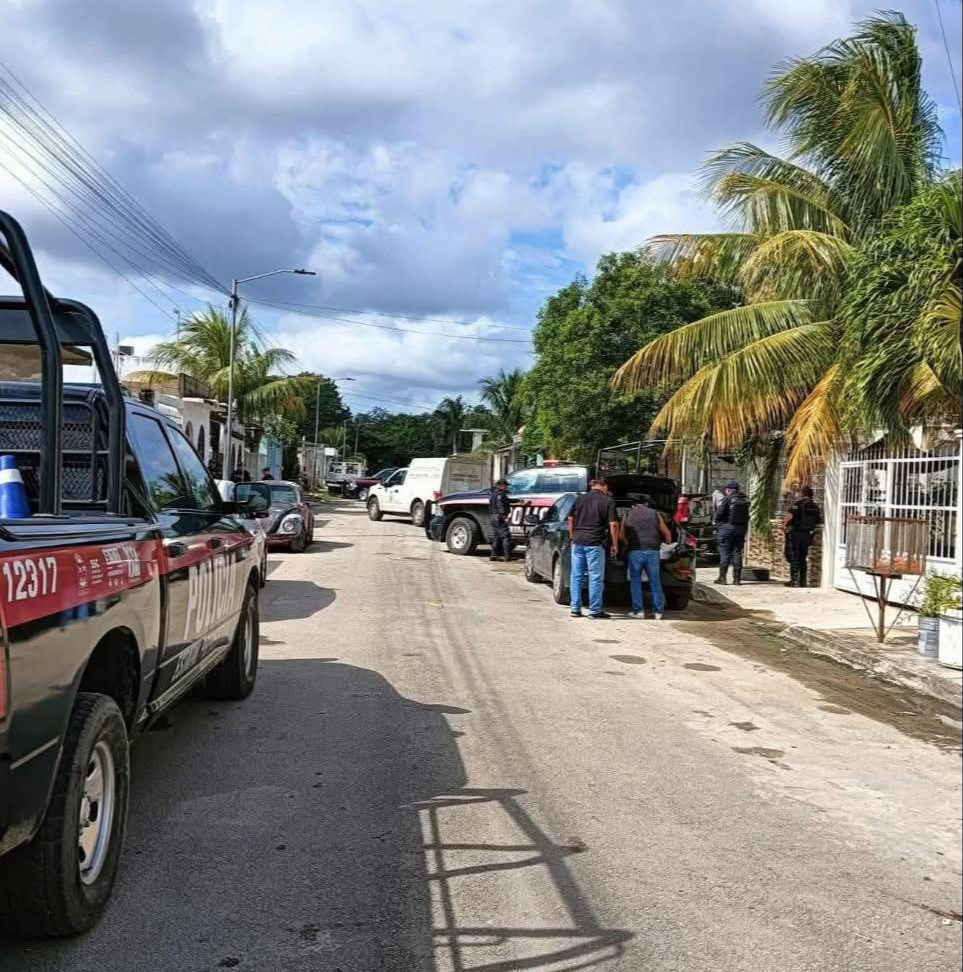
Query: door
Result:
<box><xmin>126</xmin><ymin>412</ymin><xmax>246</xmax><ymax>700</ymax></box>
<box><xmin>384</xmin><ymin>469</ymin><xmax>408</xmax><ymax>513</ymax></box>
<box><xmin>539</xmin><ymin>495</ymin><xmax>576</xmax><ymax>576</ymax></box>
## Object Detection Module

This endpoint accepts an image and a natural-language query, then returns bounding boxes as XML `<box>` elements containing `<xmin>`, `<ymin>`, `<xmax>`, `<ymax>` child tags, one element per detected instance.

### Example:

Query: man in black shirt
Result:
<box><xmin>714</xmin><ymin>481</ymin><xmax>749</xmax><ymax>585</ymax></box>
<box><xmin>566</xmin><ymin>478</ymin><xmax>619</xmax><ymax>618</ymax></box>
<box><xmin>488</xmin><ymin>478</ymin><xmax>512</xmax><ymax>562</ymax></box>
<box><xmin>782</xmin><ymin>486</ymin><xmax>822</xmax><ymax>587</ymax></box>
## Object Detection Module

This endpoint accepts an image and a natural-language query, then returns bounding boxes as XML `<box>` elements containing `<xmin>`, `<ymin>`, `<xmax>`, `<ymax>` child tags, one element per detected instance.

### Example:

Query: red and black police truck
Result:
<box><xmin>0</xmin><ymin>211</ymin><xmax>264</xmax><ymax>936</ymax></box>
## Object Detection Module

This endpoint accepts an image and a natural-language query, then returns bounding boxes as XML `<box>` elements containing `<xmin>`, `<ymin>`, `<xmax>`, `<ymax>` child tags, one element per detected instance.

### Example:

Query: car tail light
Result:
<box><xmin>433</xmin><ymin>491</ymin><xmax>443</xmax><ymax>501</ymax></box>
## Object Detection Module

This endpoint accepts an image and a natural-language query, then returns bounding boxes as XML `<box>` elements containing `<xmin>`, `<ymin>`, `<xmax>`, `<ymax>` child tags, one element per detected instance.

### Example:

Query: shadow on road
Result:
<box><xmin>261</xmin><ymin>579</ymin><xmax>336</xmax><ymax>621</ymax></box>
<box><xmin>2</xmin><ymin>661</ymin><xmax>631</xmax><ymax>971</ymax></box>
<box><xmin>308</xmin><ymin>539</ymin><xmax>353</xmax><ymax>553</ymax></box>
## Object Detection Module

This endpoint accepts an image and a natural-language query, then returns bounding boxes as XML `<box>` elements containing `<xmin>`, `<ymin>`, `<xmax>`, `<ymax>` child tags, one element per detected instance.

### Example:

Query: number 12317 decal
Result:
<box><xmin>1</xmin><ymin>555</ymin><xmax>58</xmax><ymax>602</ymax></box>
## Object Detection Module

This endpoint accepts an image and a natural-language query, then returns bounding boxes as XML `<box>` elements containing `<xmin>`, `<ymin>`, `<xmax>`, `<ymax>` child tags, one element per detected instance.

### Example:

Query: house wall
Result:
<box><xmin>747</xmin><ymin>522</ymin><xmax>824</xmax><ymax>585</ymax></box>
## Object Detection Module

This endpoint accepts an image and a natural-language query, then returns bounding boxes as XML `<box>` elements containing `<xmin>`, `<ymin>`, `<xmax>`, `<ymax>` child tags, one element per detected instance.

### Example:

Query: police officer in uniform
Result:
<box><xmin>783</xmin><ymin>486</ymin><xmax>822</xmax><ymax>587</ymax></box>
<box><xmin>714</xmin><ymin>481</ymin><xmax>750</xmax><ymax>585</ymax></box>
<box><xmin>488</xmin><ymin>478</ymin><xmax>512</xmax><ymax>562</ymax></box>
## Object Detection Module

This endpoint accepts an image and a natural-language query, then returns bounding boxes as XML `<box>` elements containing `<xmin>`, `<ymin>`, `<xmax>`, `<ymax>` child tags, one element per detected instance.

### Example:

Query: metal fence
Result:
<box><xmin>835</xmin><ymin>434</ymin><xmax>961</xmax><ymax>602</ymax></box>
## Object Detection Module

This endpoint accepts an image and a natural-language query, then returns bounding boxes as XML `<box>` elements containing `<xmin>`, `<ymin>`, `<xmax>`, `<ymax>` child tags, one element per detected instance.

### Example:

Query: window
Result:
<box><xmin>386</xmin><ymin>469</ymin><xmax>407</xmax><ymax>487</ymax></box>
<box><xmin>168</xmin><ymin>427</ymin><xmax>219</xmax><ymax>510</ymax></box>
<box><xmin>506</xmin><ymin>468</ymin><xmax>540</xmax><ymax>495</ymax></box>
<box><xmin>127</xmin><ymin>414</ymin><xmax>188</xmax><ymax>511</ymax></box>
<box><xmin>238</xmin><ymin>483</ymin><xmax>298</xmax><ymax>507</ymax></box>
<box><xmin>197</xmin><ymin>425</ymin><xmax>206</xmax><ymax>460</ymax></box>
<box><xmin>545</xmin><ymin>495</ymin><xmax>575</xmax><ymax>523</ymax></box>
<box><xmin>537</xmin><ymin>471</ymin><xmax>582</xmax><ymax>493</ymax></box>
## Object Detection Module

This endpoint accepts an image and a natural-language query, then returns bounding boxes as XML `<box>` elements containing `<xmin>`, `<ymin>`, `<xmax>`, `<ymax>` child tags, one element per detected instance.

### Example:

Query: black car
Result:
<box><xmin>523</xmin><ymin>476</ymin><xmax>697</xmax><ymax>611</ymax></box>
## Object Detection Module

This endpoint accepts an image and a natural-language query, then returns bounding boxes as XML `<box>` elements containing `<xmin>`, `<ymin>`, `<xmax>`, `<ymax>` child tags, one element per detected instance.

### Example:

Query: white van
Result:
<box><xmin>367</xmin><ymin>457</ymin><xmax>490</xmax><ymax>527</ymax></box>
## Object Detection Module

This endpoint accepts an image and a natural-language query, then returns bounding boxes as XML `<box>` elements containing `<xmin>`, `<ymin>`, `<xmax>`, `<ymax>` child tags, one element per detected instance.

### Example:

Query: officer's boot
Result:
<box><xmin>797</xmin><ymin>562</ymin><xmax>808</xmax><ymax>589</ymax></box>
<box><xmin>732</xmin><ymin>567</ymin><xmax>742</xmax><ymax>586</ymax></box>
<box><xmin>784</xmin><ymin>567</ymin><xmax>798</xmax><ymax>587</ymax></box>
<box><xmin>714</xmin><ymin>567</ymin><xmax>728</xmax><ymax>585</ymax></box>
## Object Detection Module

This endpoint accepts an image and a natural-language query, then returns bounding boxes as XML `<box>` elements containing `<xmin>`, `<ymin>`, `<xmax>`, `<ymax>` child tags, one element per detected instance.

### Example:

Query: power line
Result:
<box><xmin>249</xmin><ymin>295</ymin><xmax>531</xmax><ymax>332</ymax></box>
<box><xmin>934</xmin><ymin>0</ymin><xmax>962</xmax><ymax>115</ymax></box>
<box><xmin>247</xmin><ymin>296</ymin><xmax>531</xmax><ymax>344</ymax></box>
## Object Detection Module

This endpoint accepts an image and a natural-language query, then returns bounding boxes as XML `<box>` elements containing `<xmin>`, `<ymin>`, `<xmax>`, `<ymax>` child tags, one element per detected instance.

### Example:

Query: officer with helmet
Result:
<box><xmin>714</xmin><ymin>480</ymin><xmax>749</xmax><ymax>585</ymax></box>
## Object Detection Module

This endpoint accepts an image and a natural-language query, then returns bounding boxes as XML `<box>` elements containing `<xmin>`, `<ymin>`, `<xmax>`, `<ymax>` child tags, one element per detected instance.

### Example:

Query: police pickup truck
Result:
<box><xmin>0</xmin><ymin>212</ymin><xmax>263</xmax><ymax>937</ymax></box>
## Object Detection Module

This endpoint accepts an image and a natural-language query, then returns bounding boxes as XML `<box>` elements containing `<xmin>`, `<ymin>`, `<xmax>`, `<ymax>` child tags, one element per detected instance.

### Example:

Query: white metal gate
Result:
<box><xmin>836</xmin><ymin>436</ymin><xmax>962</xmax><ymax>604</ymax></box>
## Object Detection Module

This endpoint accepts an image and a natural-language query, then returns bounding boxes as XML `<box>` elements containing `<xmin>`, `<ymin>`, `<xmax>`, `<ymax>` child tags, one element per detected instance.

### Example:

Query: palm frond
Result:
<box><xmin>783</xmin><ymin>364</ymin><xmax>844</xmax><ymax>484</ymax></box>
<box><xmin>740</xmin><ymin>230</ymin><xmax>854</xmax><ymax>301</ymax></box>
<box><xmin>644</xmin><ymin>233</ymin><xmax>760</xmax><ymax>282</ymax></box>
<box><xmin>701</xmin><ymin>142</ymin><xmax>850</xmax><ymax>237</ymax></box>
<box><xmin>898</xmin><ymin>361</ymin><xmax>962</xmax><ymax>424</ymax></box>
<box><xmin>614</xmin><ymin>299</ymin><xmax>818</xmax><ymax>391</ymax></box>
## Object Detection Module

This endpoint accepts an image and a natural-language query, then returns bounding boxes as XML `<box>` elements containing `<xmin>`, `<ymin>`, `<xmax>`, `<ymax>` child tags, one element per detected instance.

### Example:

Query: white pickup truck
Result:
<box><xmin>366</xmin><ymin>457</ymin><xmax>490</xmax><ymax>527</ymax></box>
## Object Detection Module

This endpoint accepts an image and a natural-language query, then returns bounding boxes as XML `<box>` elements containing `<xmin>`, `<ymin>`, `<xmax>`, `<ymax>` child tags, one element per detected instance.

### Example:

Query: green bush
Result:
<box><xmin>918</xmin><ymin>573</ymin><xmax>963</xmax><ymax>618</ymax></box>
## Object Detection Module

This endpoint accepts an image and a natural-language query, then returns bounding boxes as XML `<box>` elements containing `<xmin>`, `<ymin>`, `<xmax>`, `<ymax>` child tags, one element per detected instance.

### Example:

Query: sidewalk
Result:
<box><xmin>693</xmin><ymin>568</ymin><xmax>963</xmax><ymax>711</ymax></box>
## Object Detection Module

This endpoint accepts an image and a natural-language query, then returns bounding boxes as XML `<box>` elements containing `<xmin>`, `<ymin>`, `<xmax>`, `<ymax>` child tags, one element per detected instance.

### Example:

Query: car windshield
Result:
<box><xmin>236</xmin><ymin>483</ymin><xmax>298</xmax><ymax>506</ymax></box>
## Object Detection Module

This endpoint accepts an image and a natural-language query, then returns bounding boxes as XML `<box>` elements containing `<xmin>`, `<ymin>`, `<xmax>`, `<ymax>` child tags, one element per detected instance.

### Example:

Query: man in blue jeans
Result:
<box><xmin>620</xmin><ymin>495</ymin><xmax>673</xmax><ymax>619</ymax></box>
<box><xmin>566</xmin><ymin>478</ymin><xmax>619</xmax><ymax>619</ymax></box>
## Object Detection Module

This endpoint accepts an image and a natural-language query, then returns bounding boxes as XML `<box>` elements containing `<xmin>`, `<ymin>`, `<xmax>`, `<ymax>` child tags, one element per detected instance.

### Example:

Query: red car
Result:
<box><xmin>235</xmin><ymin>480</ymin><xmax>315</xmax><ymax>552</ymax></box>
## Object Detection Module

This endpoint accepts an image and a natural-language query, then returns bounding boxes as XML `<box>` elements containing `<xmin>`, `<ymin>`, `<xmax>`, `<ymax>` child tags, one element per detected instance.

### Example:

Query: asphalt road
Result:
<box><xmin>3</xmin><ymin>502</ymin><xmax>961</xmax><ymax>972</ymax></box>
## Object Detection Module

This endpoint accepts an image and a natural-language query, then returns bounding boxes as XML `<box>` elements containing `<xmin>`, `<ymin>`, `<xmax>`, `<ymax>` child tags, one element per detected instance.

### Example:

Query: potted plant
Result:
<box><xmin>936</xmin><ymin>575</ymin><xmax>962</xmax><ymax>670</ymax></box>
<box><xmin>916</xmin><ymin>573</ymin><xmax>949</xmax><ymax>658</ymax></box>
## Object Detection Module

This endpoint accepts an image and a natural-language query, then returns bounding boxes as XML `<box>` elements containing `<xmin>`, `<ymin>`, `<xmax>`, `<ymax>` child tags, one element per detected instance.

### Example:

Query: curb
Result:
<box><xmin>692</xmin><ymin>583</ymin><xmax>963</xmax><ymax>712</ymax></box>
<box><xmin>777</xmin><ymin>623</ymin><xmax>962</xmax><ymax>712</ymax></box>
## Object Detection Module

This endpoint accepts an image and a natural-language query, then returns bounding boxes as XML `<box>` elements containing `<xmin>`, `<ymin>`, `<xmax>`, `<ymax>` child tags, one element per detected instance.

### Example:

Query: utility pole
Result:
<box><xmin>220</xmin><ymin>267</ymin><xmax>316</xmax><ymax>481</ymax></box>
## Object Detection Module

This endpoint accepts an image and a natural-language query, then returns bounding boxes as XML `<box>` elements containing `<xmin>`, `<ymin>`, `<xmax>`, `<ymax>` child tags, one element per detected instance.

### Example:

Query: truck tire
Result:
<box><xmin>552</xmin><ymin>556</ymin><xmax>569</xmax><ymax>605</ymax></box>
<box><xmin>524</xmin><ymin>545</ymin><xmax>541</xmax><ymax>583</ymax></box>
<box><xmin>446</xmin><ymin>516</ymin><xmax>479</xmax><ymax>556</ymax></box>
<box><xmin>207</xmin><ymin>580</ymin><xmax>259</xmax><ymax>700</ymax></box>
<box><xmin>665</xmin><ymin>590</ymin><xmax>691</xmax><ymax>611</ymax></box>
<box><xmin>0</xmin><ymin>693</ymin><xmax>130</xmax><ymax>937</ymax></box>
<box><xmin>410</xmin><ymin>500</ymin><xmax>426</xmax><ymax>528</ymax></box>
<box><xmin>367</xmin><ymin>498</ymin><xmax>383</xmax><ymax>521</ymax></box>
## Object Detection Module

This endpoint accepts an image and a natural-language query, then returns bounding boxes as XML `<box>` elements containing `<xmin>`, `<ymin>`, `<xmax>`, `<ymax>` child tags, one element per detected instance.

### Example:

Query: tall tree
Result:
<box><xmin>614</xmin><ymin>13</ymin><xmax>946</xmax><ymax>483</ymax></box>
<box><xmin>525</xmin><ymin>254</ymin><xmax>736</xmax><ymax>462</ymax></box>
<box><xmin>479</xmin><ymin>368</ymin><xmax>526</xmax><ymax>443</ymax></box>
<box><xmin>133</xmin><ymin>305</ymin><xmax>315</xmax><ymax>424</ymax></box>
<box><xmin>432</xmin><ymin>396</ymin><xmax>467</xmax><ymax>453</ymax></box>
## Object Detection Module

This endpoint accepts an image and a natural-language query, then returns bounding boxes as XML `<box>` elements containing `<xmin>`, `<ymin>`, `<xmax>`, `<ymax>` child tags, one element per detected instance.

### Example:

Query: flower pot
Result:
<box><xmin>938</xmin><ymin>610</ymin><xmax>962</xmax><ymax>670</ymax></box>
<box><xmin>917</xmin><ymin>616</ymin><xmax>940</xmax><ymax>658</ymax></box>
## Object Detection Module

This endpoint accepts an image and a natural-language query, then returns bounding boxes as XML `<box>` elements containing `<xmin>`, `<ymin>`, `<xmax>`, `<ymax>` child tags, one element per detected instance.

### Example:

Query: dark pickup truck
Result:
<box><xmin>0</xmin><ymin>212</ymin><xmax>263</xmax><ymax>937</ymax></box>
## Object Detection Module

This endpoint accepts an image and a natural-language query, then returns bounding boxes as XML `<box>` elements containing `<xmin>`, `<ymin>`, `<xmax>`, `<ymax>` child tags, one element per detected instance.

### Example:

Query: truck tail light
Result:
<box><xmin>432</xmin><ymin>491</ymin><xmax>443</xmax><ymax>501</ymax></box>
<box><xmin>684</xmin><ymin>534</ymin><xmax>697</xmax><ymax>549</ymax></box>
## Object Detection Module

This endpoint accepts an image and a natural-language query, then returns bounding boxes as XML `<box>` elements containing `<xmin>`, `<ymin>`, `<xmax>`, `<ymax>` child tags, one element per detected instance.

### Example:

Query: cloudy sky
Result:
<box><xmin>1</xmin><ymin>0</ymin><xmax>960</xmax><ymax>413</ymax></box>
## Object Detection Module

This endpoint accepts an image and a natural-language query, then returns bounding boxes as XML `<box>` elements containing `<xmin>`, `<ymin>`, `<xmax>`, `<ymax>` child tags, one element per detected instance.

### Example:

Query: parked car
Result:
<box><xmin>217</xmin><ymin>480</ymin><xmax>269</xmax><ymax>585</ymax></box>
<box><xmin>0</xmin><ymin>209</ymin><xmax>263</xmax><ymax>936</ymax></box>
<box><xmin>235</xmin><ymin>480</ymin><xmax>315</xmax><ymax>552</ymax></box>
<box><xmin>347</xmin><ymin>467</ymin><xmax>397</xmax><ymax>502</ymax></box>
<box><xmin>368</xmin><ymin>457</ymin><xmax>490</xmax><ymax>527</ymax></box>
<box><xmin>523</xmin><ymin>475</ymin><xmax>697</xmax><ymax>611</ymax></box>
<box><xmin>325</xmin><ymin>459</ymin><xmax>365</xmax><ymax>496</ymax></box>
<box><xmin>426</xmin><ymin>464</ymin><xmax>590</xmax><ymax>555</ymax></box>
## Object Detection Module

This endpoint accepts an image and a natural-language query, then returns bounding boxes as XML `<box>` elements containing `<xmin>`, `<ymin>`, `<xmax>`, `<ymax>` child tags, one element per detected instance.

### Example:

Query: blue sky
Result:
<box><xmin>1</xmin><ymin>0</ymin><xmax>960</xmax><ymax>412</ymax></box>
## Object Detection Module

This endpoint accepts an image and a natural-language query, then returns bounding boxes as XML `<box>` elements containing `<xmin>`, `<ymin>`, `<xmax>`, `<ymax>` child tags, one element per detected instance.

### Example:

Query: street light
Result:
<box><xmin>222</xmin><ymin>268</ymin><xmax>315</xmax><ymax>479</ymax></box>
<box><xmin>313</xmin><ymin>376</ymin><xmax>354</xmax><ymax>488</ymax></box>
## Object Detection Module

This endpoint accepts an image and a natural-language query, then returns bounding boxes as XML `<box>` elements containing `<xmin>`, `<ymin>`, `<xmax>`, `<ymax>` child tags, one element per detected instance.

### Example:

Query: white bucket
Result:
<box><xmin>939</xmin><ymin>611</ymin><xmax>962</xmax><ymax>670</ymax></box>
<box><xmin>917</xmin><ymin>616</ymin><xmax>940</xmax><ymax>658</ymax></box>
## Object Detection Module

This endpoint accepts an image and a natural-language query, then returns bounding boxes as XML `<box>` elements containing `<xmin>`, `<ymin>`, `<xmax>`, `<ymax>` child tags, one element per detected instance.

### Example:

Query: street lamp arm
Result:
<box><xmin>236</xmin><ymin>268</ymin><xmax>316</xmax><ymax>285</ymax></box>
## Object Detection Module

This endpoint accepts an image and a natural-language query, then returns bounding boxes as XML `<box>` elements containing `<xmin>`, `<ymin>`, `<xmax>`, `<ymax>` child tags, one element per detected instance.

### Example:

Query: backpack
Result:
<box><xmin>798</xmin><ymin>500</ymin><xmax>820</xmax><ymax>531</ymax></box>
<box><xmin>728</xmin><ymin>493</ymin><xmax>750</xmax><ymax>527</ymax></box>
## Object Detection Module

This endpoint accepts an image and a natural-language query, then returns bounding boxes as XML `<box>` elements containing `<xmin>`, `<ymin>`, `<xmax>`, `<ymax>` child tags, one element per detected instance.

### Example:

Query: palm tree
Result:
<box><xmin>129</xmin><ymin>305</ymin><xmax>315</xmax><ymax>424</ymax></box>
<box><xmin>433</xmin><ymin>396</ymin><xmax>466</xmax><ymax>454</ymax></box>
<box><xmin>614</xmin><ymin>13</ymin><xmax>946</xmax><ymax>484</ymax></box>
<box><xmin>478</xmin><ymin>368</ymin><xmax>526</xmax><ymax>442</ymax></box>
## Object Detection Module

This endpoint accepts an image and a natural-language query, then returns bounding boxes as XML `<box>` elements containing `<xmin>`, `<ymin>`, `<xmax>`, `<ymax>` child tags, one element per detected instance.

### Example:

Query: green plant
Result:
<box><xmin>917</xmin><ymin>573</ymin><xmax>962</xmax><ymax>618</ymax></box>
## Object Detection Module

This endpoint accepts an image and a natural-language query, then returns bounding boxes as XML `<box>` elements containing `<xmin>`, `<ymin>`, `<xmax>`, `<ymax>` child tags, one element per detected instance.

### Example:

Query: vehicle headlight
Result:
<box><xmin>280</xmin><ymin>514</ymin><xmax>301</xmax><ymax>534</ymax></box>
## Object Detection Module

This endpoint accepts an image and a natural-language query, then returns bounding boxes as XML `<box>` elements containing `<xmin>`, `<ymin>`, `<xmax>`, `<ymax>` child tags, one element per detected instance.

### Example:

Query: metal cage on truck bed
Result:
<box><xmin>0</xmin><ymin>210</ymin><xmax>124</xmax><ymax>515</ymax></box>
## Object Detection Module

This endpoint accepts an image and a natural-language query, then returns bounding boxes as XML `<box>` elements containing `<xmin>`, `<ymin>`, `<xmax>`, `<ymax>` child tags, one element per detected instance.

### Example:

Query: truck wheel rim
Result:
<box><xmin>358</xmin><ymin>488</ymin><xmax>368</xmax><ymax>501</ymax></box>
<box><xmin>525</xmin><ymin>548</ymin><xmax>534</xmax><ymax>578</ymax></box>
<box><xmin>242</xmin><ymin>604</ymin><xmax>256</xmax><ymax>676</ymax></box>
<box><xmin>553</xmin><ymin>561</ymin><xmax>562</xmax><ymax>597</ymax></box>
<box><xmin>78</xmin><ymin>740</ymin><xmax>116</xmax><ymax>885</ymax></box>
<box><xmin>451</xmin><ymin>524</ymin><xmax>469</xmax><ymax>549</ymax></box>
